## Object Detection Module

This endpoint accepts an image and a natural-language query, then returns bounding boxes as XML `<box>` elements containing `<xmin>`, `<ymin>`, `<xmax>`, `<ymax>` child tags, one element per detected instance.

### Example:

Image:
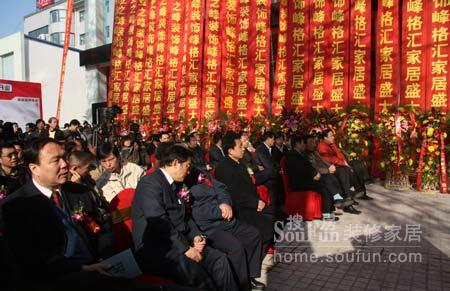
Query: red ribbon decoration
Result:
<box><xmin>394</xmin><ymin>112</ymin><xmax>403</xmax><ymax>172</ymax></box>
<box><xmin>440</xmin><ymin>132</ymin><xmax>448</xmax><ymax>193</ymax></box>
<box><xmin>416</xmin><ymin>140</ymin><xmax>427</xmax><ymax>191</ymax></box>
<box><xmin>55</xmin><ymin>0</ymin><xmax>74</xmax><ymax>120</ymax></box>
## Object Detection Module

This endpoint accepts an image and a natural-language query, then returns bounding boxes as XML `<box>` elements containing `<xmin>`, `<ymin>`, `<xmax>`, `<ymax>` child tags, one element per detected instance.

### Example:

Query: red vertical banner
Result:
<box><xmin>425</xmin><ymin>1</ymin><xmax>450</xmax><ymax>110</ymax></box>
<box><xmin>288</xmin><ymin>0</ymin><xmax>309</xmax><ymax>113</ymax></box>
<box><xmin>220</xmin><ymin>0</ymin><xmax>239</xmax><ymax>115</ymax></box>
<box><xmin>201</xmin><ymin>0</ymin><xmax>222</xmax><ymax>121</ymax></box>
<box><xmin>140</xmin><ymin>0</ymin><xmax>157</xmax><ymax>124</ymax></box>
<box><xmin>108</xmin><ymin>0</ymin><xmax>128</xmax><ymax>110</ymax></box>
<box><xmin>348</xmin><ymin>0</ymin><xmax>371</xmax><ymax>106</ymax></box>
<box><xmin>235</xmin><ymin>0</ymin><xmax>252</xmax><ymax>118</ymax></box>
<box><xmin>119</xmin><ymin>1</ymin><xmax>139</xmax><ymax>122</ymax></box>
<box><xmin>272</xmin><ymin>0</ymin><xmax>288</xmax><ymax>115</ymax></box>
<box><xmin>183</xmin><ymin>0</ymin><xmax>205</xmax><ymax>121</ymax></box>
<box><xmin>129</xmin><ymin>1</ymin><xmax>148</xmax><ymax>123</ymax></box>
<box><xmin>164</xmin><ymin>0</ymin><xmax>186</xmax><ymax>121</ymax></box>
<box><xmin>375</xmin><ymin>0</ymin><xmax>400</xmax><ymax>113</ymax></box>
<box><xmin>308</xmin><ymin>0</ymin><xmax>331</xmax><ymax>112</ymax></box>
<box><xmin>401</xmin><ymin>0</ymin><xmax>427</xmax><ymax>109</ymax></box>
<box><xmin>248</xmin><ymin>0</ymin><xmax>271</xmax><ymax>118</ymax></box>
<box><xmin>56</xmin><ymin>0</ymin><xmax>73</xmax><ymax>120</ymax></box>
<box><xmin>150</xmin><ymin>0</ymin><xmax>170</xmax><ymax>129</ymax></box>
<box><xmin>329</xmin><ymin>0</ymin><xmax>350</xmax><ymax>112</ymax></box>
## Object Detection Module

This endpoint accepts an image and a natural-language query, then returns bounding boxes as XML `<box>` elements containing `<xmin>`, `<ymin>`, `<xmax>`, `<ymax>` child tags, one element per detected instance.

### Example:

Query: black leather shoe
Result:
<box><xmin>334</xmin><ymin>199</ymin><xmax>344</xmax><ymax>208</ymax></box>
<box><xmin>343</xmin><ymin>205</ymin><xmax>361</xmax><ymax>214</ymax></box>
<box><xmin>351</xmin><ymin>191</ymin><xmax>365</xmax><ymax>199</ymax></box>
<box><xmin>360</xmin><ymin>195</ymin><xmax>374</xmax><ymax>200</ymax></box>
<box><xmin>251</xmin><ymin>278</ymin><xmax>266</xmax><ymax>290</ymax></box>
<box><xmin>334</xmin><ymin>197</ymin><xmax>353</xmax><ymax>209</ymax></box>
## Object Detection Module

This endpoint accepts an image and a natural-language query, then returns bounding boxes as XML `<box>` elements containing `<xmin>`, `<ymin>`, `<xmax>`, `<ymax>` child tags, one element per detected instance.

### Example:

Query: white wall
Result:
<box><xmin>0</xmin><ymin>33</ymin><xmax>26</xmax><ymax>81</ymax></box>
<box><xmin>26</xmin><ymin>38</ymin><xmax>89</xmax><ymax>123</ymax></box>
<box><xmin>24</xmin><ymin>0</ymin><xmax>86</xmax><ymax>50</ymax></box>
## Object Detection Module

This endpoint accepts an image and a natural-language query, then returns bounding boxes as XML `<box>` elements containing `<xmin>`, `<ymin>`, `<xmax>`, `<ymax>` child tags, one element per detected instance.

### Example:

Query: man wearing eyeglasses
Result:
<box><xmin>0</xmin><ymin>143</ymin><xmax>27</xmax><ymax>197</ymax></box>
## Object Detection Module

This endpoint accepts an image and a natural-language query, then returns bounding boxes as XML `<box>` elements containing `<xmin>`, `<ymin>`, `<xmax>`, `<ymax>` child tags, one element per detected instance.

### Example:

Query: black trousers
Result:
<box><xmin>136</xmin><ymin>245</ymin><xmax>237</xmax><ymax>291</ymax></box>
<box><xmin>208</xmin><ymin>221</ymin><xmax>263</xmax><ymax>290</ymax></box>
<box><xmin>348</xmin><ymin>159</ymin><xmax>367</xmax><ymax>193</ymax></box>
<box><xmin>315</xmin><ymin>180</ymin><xmax>334</xmax><ymax>214</ymax></box>
<box><xmin>236</xmin><ymin>207</ymin><xmax>274</xmax><ymax>253</ymax></box>
<box><xmin>334</xmin><ymin>166</ymin><xmax>355</xmax><ymax>198</ymax></box>
<box><xmin>320</xmin><ymin>174</ymin><xmax>343</xmax><ymax>197</ymax></box>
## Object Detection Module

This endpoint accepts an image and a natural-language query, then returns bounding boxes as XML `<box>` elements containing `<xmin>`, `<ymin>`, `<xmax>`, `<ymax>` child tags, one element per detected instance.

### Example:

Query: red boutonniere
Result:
<box><xmin>0</xmin><ymin>186</ymin><xmax>7</xmax><ymax>200</ymax></box>
<box><xmin>198</xmin><ymin>173</ymin><xmax>213</xmax><ymax>187</ymax></box>
<box><xmin>71</xmin><ymin>202</ymin><xmax>86</xmax><ymax>222</ymax></box>
<box><xmin>71</xmin><ymin>201</ymin><xmax>100</xmax><ymax>234</ymax></box>
<box><xmin>177</xmin><ymin>186</ymin><xmax>191</xmax><ymax>202</ymax></box>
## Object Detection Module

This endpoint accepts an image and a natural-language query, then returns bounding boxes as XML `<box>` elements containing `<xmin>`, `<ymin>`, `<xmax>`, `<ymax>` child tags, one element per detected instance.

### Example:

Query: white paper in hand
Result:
<box><xmin>102</xmin><ymin>249</ymin><xmax>142</xmax><ymax>278</ymax></box>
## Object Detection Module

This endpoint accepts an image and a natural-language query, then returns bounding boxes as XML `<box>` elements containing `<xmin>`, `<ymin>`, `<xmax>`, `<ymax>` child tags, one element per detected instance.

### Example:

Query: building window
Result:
<box><xmin>28</xmin><ymin>26</ymin><xmax>49</xmax><ymax>39</ymax></box>
<box><xmin>105</xmin><ymin>26</ymin><xmax>110</xmax><ymax>38</ymax></box>
<box><xmin>50</xmin><ymin>33</ymin><xmax>74</xmax><ymax>46</ymax></box>
<box><xmin>105</xmin><ymin>0</ymin><xmax>110</xmax><ymax>12</ymax></box>
<box><xmin>50</xmin><ymin>9</ymin><xmax>66</xmax><ymax>23</ymax></box>
<box><xmin>1</xmin><ymin>53</ymin><xmax>14</xmax><ymax>80</ymax></box>
<box><xmin>50</xmin><ymin>32</ymin><xmax>63</xmax><ymax>44</ymax></box>
<box><xmin>80</xmin><ymin>33</ymin><xmax>85</xmax><ymax>46</ymax></box>
<box><xmin>79</xmin><ymin>10</ymin><xmax>85</xmax><ymax>22</ymax></box>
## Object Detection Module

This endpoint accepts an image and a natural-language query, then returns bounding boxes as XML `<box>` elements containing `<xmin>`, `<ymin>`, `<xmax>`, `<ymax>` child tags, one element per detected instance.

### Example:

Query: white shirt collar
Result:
<box><xmin>160</xmin><ymin>168</ymin><xmax>174</xmax><ymax>185</ymax></box>
<box><xmin>32</xmin><ymin>179</ymin><xmax>53</xmax><ymax>199</ymax></box>
<box><xmin>264</xmin><ymin>142</ymin><xmax>272</xmax><ymax>152</ymax></box>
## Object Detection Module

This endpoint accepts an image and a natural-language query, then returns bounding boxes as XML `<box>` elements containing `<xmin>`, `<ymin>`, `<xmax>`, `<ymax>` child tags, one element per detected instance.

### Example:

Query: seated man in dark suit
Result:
<box><xmin>0</xmin><ymin>142</ymin><xmax>28</xmax><ymax>197</ymax></box>
<box><xmin>132</xmin><ymin>144</ymin><xmax>237</xmax><ymax>291</ymax></box>
<box><xmin>0</xmin><ymin>138</ymin><xmax>154</xmax><ymax>291</ymax></box>
<box><xmin>186</xmin><ymin>167</ymin><xmax>265</xmax><ymax>290</ymax></box>
<box><xmin>67</xmin><ymin>151</ymin><xmax>115</xmax><ymax>259</ymax></box>
<box><xmin>185</xmin><ymin>133</ymin><xmax>212</xmax><ymax>172</ymax></box>
<box><xmin>271</xmin><ymin>131</ymin><xmax>287</xmax><ymax>164</ymax></box>
<box><xmin>208</xmin><ymin>132</ymin><xmax>225</xmax><ymax>168</ymax></box>
<box><xmin>254</xmin><ymin>131</ymin><xmax>283</xmax><ymax>220</ymax></box>
<box><xmin>305</xmin><ymin>135</ymin><xmax>360</xmax><ymax>214</ymax></box>
<box><xmin>285</xmin><ymin>136</ymin><xmax>341</xmax><ymax>221</ymax></box>
<box><xmin>215</xmin><ymin>132</ymin><xmax>274</xmax><ymax>254</ymax></box>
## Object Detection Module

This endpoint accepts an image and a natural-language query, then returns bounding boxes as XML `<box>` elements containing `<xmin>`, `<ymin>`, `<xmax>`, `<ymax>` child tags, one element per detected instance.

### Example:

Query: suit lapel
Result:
<box><xmin>155</xmin><ymin>169</ymin><xmax>184</xmax><ymax>208</ymax></box>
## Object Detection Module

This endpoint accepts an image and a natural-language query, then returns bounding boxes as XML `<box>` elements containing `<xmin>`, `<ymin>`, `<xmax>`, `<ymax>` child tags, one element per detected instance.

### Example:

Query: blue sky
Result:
<box><xmin>0</xmin><ymin>0</ymin><xmax>36</xmax><ymax>38</ymax></box>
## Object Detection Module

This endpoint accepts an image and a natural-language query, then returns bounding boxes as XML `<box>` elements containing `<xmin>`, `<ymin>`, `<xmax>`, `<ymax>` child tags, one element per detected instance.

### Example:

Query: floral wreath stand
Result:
<box><xmin>416</xmin><ymin>129</ymin><xmax>448</xmax><ymax>193</ymax></box>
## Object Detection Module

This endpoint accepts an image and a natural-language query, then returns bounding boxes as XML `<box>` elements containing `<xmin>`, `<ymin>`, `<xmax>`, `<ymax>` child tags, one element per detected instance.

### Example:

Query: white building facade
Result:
<box><xmin>0</xmin><ymin>33</ymin><xmax>89</xmax><ymax>123</ymax></box>
<box><xmin>0</xmin><ymin>33</ymin><xmax>26</xmax><ymax>81</ymax></box>
<box><xmin>0</xmin><ymin>0</ymin><xmax>116</xmax><ymax>124</ymax></box>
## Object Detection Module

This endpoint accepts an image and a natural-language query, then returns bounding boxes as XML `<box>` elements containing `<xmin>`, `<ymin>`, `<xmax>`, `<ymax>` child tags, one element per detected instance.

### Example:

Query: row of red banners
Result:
<box><xmin>108</xmin><ymin>0</ymin><xmax>450</xmax><ymax>125</ymax></box>
<box><xmin>273</xmin><ymin>0</ymin><xmax>373</xmax><ymax>114</ymax></box>
<box><xmin>274</xmin><ymin>0</ymin><xmax>450</xmax><ymax>114</ymax></box>
<box><xmin>108</xmin><ymin>0</ymin><xmax>271</xmax><ymax>127</ymax></box>
<box><xmin>376</xmin><ymin>0</ymin><xmax>450</xmax><ymax>112</ymax></box>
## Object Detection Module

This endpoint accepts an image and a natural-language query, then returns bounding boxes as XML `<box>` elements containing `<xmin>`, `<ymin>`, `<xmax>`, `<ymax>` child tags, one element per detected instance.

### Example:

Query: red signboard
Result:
<box><xmin>37</xmin><ymin>0</ymin><xmax>54</xmax><ymax>9</ymax></box>
<box><xmin>0</xmin><ymin>80</ymin><xmax>42</xmax><ymax>128</ymax></box>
